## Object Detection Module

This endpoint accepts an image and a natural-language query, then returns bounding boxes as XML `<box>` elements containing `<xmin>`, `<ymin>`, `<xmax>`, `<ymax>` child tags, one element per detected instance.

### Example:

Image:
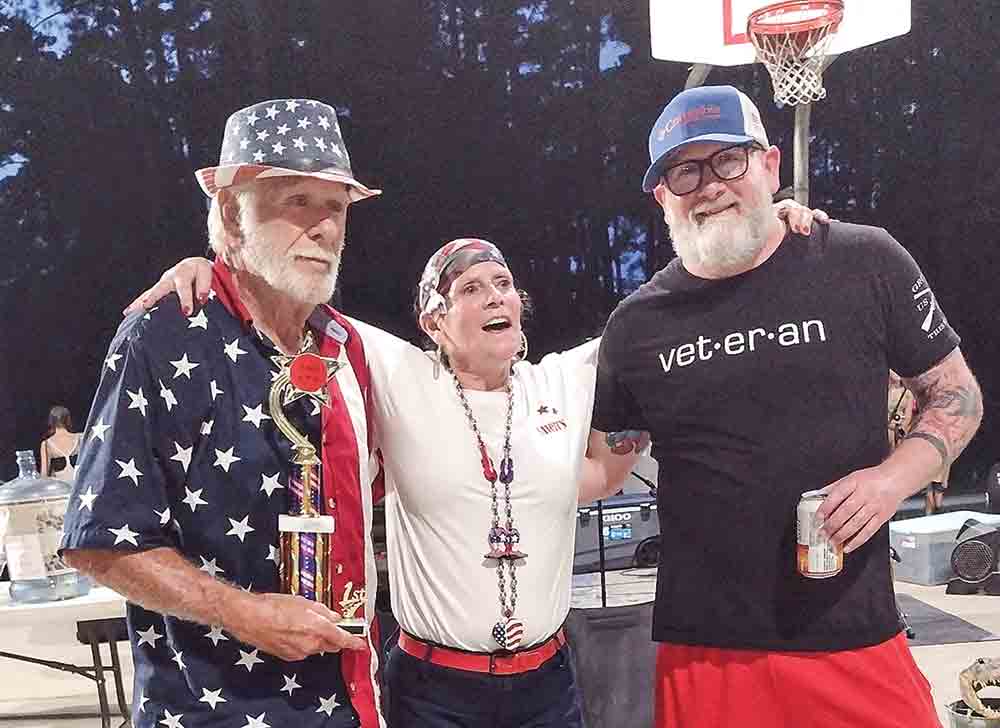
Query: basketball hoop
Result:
<box><xmin>748</xmin><ymin>1</ymin><xmax>844</xmax><ymax>106</ymax></box>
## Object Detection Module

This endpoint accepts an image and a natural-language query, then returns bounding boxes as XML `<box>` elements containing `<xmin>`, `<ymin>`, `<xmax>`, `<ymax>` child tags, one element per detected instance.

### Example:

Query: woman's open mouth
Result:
<box><xmin>482</xmin><ymin>317</ymin><xmax>512</xmax><ymax>333</ymax></box>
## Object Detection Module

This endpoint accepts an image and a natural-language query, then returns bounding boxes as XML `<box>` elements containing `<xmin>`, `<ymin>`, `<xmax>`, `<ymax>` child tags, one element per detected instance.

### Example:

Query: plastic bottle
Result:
<box><xmin>0</xmin><ymin>450</ymin><xmax>90</xmax><ymax>603</ymax></box>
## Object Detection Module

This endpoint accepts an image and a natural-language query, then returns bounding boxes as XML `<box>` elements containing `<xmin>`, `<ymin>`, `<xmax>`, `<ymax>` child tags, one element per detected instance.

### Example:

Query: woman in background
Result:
<box><xmin>39</xmin><ymin>405</ymin><xmax>81</xmax><ymax>481</ymax></box>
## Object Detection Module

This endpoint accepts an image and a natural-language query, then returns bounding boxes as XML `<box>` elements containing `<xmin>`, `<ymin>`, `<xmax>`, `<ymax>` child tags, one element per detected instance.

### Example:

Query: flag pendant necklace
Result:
<box><xmin>452</xmin><ymin>371</ymin><xmax>525</xmax><ymax>650</ymax></box>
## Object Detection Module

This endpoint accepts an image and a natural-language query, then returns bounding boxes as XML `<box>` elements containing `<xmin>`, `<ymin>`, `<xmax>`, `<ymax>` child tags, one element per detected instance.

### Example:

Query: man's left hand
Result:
<box><xmin>815</xmin><ymin>466</ymin><xmax>905</xmax><ymax>553</ymax></box>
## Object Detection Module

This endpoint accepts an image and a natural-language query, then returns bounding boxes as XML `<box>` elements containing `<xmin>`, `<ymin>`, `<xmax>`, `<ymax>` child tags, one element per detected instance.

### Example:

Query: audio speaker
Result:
<box><xmin>946</xmin><ymin>520</ymin><xmax>1000</xmax><ymax>595</ymax></box>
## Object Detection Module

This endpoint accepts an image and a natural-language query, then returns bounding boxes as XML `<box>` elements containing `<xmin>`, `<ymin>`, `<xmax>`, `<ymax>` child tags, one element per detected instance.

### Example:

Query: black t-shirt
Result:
<box><xmin>594</xmin><ymin>222</ymin><xmax>960</xmax><ymax>651</ymax></box>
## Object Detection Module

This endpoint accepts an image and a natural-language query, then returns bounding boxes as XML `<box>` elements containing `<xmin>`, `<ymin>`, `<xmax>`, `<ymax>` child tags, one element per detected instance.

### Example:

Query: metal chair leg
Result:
<box><xmin>108</xmin><ymin>638</ymin><xmax>132</xmax><ymax>726</ymax></box>
<box><xmin>87</xmin><ymin>638</ymin><xmax>112</xmax><ymax>728</ymax></box>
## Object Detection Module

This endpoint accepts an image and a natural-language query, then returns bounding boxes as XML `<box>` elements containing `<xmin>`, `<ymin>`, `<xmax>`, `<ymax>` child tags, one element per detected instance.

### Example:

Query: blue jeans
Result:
<box><xmin>383</xmin><ymin>642</ymin><xmax>584</xmax><ymax>727</ymax></box>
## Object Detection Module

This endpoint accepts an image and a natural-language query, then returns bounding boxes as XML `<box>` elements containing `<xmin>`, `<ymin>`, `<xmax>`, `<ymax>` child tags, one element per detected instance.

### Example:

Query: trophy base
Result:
<box><xmin>338</xmin><ymin>618</ymin><xmax>368</xmax><ymax>635</ymax></box>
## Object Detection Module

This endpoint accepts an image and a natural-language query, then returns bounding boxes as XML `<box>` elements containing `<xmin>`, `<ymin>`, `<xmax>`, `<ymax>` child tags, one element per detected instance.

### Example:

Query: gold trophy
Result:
<box><xmin>269</xmin><ymin>333</ymin><xmax>366</xmax><ymax>634</ymax></box>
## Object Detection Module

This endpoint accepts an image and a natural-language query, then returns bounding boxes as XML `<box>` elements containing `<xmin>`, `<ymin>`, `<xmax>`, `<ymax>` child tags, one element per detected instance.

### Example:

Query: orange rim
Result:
<box><xmin>747</xmin><ymin>0</ymin><xmax>844</xmax><ymax>36</ymax></box>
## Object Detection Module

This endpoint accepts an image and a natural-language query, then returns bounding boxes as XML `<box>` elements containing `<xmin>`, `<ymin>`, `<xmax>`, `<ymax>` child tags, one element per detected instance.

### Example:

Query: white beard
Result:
<box><xmin>668</xmin><ymin>184</ymin><xmax>775</xmax><ymax>277</ymax></box>
<box><xmin>236</xmin><ymin>209</ymin><xmax>342</xmax><ymax>306</ymax></box>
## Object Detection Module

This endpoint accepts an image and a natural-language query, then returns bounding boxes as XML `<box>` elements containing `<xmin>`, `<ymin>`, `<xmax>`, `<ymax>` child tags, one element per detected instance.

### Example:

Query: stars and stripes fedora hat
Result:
<box><xmin>195</xmin><ymin>98</ymin><xmax>381</xmax><ymax>202</ymax></box>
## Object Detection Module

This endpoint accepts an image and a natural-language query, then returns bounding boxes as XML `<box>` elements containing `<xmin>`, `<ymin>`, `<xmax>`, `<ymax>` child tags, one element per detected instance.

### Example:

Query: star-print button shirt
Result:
<box><xmin>62</xmin><ymin>262</ymin><xmax>384</xmax><ymax>728</ymax></box>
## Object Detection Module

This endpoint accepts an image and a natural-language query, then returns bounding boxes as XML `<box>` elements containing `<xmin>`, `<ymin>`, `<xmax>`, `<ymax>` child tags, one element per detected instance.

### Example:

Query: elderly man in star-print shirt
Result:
<box><xmin>61</xmin><ymin>99</ymin><xmax>386</xmax><ymax>728</ymax></box>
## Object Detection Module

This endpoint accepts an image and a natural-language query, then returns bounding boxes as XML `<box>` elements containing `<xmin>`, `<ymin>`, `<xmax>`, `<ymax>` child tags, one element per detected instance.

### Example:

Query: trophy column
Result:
<box><xmin>270</xmin><ymin>340</ymin><xmax>366</xmax><ymax>634</ymax></box>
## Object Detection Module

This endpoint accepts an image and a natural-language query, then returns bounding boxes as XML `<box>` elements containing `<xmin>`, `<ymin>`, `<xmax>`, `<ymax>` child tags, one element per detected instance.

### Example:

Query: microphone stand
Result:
<box><xmin>596</xmin><ymin>497</ymin><xmax>607</xmax><ymax>607</ymax></box>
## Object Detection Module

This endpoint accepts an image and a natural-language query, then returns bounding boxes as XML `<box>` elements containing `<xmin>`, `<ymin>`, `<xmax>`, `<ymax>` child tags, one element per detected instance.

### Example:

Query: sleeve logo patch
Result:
<box><xmin>911</xmin><ymin>276</ymin><xmax>947</xmax><ymax>339</ymax></box>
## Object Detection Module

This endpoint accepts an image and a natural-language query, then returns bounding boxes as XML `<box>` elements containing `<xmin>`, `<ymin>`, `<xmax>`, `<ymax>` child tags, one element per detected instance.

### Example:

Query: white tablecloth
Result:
<box><xmin>0</xmin><ymin>585</ymin><xmax>126</xmax><ymax>645</ymax></box>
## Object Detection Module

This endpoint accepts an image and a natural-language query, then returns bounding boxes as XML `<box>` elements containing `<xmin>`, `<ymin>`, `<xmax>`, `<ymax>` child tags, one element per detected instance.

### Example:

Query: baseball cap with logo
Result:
<box><xmin>641</xmin><ymin>85</ymin><xmax>770</xmax><ymax>193</ymax></box>
<box><xmin>195</xmin><ymin>98</ymin><xmax>381</xmax><ymax>202</ymax></box>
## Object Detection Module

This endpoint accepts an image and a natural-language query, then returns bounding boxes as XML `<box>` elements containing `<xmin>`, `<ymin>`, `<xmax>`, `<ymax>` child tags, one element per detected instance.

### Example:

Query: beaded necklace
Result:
<box><xmin>451</xmin><ymin>370</ymin><xmax>527</xmax><ymax>650</ymax></box>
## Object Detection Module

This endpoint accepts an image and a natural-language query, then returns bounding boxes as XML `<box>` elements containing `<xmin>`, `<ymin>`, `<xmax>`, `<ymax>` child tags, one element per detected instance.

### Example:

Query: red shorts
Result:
<box><xmin>655</xmin><ymin>633</ymin><xmax>941</xmax><ymax>728</ymax></box>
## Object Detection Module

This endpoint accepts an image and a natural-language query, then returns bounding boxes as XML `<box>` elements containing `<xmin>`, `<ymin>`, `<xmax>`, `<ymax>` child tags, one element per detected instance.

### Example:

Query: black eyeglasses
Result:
<box><xmin>660</xmin><ymin>143</ymin><xmax>763</xmax><ymax>196</ymax></box>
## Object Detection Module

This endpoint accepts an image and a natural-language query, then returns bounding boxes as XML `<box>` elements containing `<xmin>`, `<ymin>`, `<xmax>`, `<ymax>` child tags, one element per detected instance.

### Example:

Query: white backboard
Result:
<box><xmin>651</xmin><ymin>0</ymin><xmax>911</xmax><ymax>67</ymax></box>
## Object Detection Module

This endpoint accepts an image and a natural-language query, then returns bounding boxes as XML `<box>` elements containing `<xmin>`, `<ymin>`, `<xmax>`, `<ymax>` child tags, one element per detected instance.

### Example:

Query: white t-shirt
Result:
<box><xmin>349</xmin><ymin>319</ymin><xmax>597</xmax><ymax>651</ymax></box>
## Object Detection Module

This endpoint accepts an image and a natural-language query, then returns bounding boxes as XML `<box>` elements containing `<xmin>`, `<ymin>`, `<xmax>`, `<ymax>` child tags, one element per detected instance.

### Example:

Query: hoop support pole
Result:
<box><xmin>793</xmin><ymin>102</ymin><xmax>811</xmax><ymax>205</ymax></box>
<box><xmin>685</xmin><ymin>63</ymin><xmax>713</xmax><ymax>90</ymax></box>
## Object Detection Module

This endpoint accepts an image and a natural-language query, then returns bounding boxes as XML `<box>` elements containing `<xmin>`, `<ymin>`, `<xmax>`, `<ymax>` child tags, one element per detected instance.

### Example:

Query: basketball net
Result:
<box><xmin>748</xmin><ymin>1</ymin><xmax>844</xmax><ymax>106</ymax></box>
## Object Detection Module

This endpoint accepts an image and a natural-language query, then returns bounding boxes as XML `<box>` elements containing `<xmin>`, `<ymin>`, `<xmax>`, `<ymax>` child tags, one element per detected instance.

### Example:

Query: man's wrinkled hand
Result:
<box><xmin>224</xmin><ymin>592</ymin><xmax>366</xmax><ymax>662</ymax></box>
<box><xmin>123</xmin><ymin>256</ymin><xmax>214</xmax><ymax>317</ymax></box>
<box><xmin>814</xmin><ymin>466</ymin><xmax>905</xmax><ymax>553</ymax></box>
<box><xmin>775</xmin><ymin>199</ymin><xmax>832</xmax><ymax>235</ymax></box>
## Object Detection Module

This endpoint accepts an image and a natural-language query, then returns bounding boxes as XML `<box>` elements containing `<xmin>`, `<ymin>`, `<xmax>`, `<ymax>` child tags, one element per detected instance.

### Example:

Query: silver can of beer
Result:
<box><xmin>796</xmin><ymin>490</ymin><xmax>843</xmax><ymax>578</ymax></box>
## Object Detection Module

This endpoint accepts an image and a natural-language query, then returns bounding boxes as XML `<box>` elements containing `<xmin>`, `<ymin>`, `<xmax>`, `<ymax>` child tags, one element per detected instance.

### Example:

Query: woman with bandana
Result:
<box><xmin>128</xmin><ymin>237</ymin><xmax>646</xmax><ymax>727</ymax></box>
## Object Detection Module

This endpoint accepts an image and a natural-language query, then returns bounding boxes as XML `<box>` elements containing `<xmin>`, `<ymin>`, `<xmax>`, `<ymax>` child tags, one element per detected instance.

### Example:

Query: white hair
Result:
<box><xmin>206</xmin><ymin>185</ymin><xmax>258</xmax><ymax>260</ymax></box>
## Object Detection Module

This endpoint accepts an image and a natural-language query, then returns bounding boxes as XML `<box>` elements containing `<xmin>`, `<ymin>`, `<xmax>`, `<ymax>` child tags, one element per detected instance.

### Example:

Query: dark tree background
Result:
<box><xmin>2</xmin><ymin>0</ymin><xmax>997</xmax><ymax>487</ymax></box>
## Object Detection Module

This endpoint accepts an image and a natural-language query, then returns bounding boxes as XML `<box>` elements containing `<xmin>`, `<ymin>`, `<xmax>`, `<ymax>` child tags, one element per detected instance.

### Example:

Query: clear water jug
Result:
<box><xmin>0</xmin><ymin>450</ymin><xmax>91</xmax><ymax>603</ymax></box>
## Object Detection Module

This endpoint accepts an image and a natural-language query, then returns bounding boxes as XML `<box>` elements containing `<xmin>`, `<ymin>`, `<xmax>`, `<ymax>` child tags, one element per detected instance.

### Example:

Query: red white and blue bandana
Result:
<box><xmin>418</xmin><ymin>238</ymin><xmax>509</xmax><ymax>316</ymax></box>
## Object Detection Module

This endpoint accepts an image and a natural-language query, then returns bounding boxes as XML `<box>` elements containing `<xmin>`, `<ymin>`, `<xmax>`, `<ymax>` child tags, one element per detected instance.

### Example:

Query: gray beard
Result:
<box><xmin>668</xmin><ymin>186</ymin><xmax>775</xmax><ymax>277</ymax></box>
<box><xmin>237</xmin><ymin>215</ymin><xmax>342</xmax><ymax>306</ymax></box>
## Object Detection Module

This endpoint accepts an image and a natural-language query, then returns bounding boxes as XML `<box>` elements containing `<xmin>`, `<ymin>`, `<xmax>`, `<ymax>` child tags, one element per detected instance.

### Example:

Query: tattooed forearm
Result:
<box><xmin>903</xmin><ymin>432</ymin><xmax>948</xmax><ymax>463</ymax></box>
<box><xmin>903</xmin><ymin>350</ymin><xmax>983</xmax><ymax>466</ymax></box>
<box><xmin>924</xmin><ymin>387</ymin><xmax>982</xmax><ymax>418</ymax></box>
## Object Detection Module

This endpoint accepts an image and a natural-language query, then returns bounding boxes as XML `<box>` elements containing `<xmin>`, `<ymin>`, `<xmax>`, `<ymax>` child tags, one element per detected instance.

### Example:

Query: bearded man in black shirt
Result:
<box><xmin>592</xmin><ymin>85</ymin><xmax>983</xmax><ymax>728</ymax></box>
